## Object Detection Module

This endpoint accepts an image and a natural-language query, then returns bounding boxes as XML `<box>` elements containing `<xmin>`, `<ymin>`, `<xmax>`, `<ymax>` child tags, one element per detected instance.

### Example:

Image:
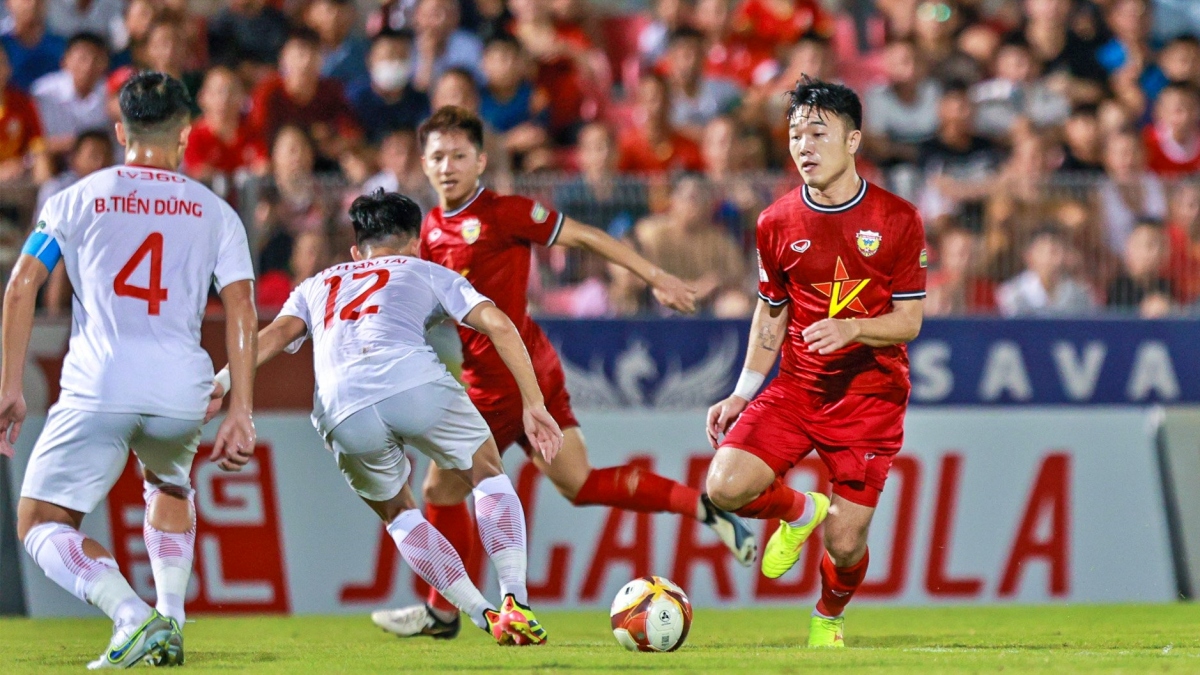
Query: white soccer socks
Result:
<box><xmin>23</xmin><ymin>522</ymin><xmax>151</xmax><ymax>631</ymax></box>
<box><xmin>472</xmin><ymin>474</ymin><xmax>529</xmax><ymax>605</ymax></box>
<box><xmin>388</xmin><ymin>509</ymin><xmax>493</xmax><ymax>629</ymax></box>
<box><xmin>143</xmin><ymin>485</ymin><xmax>196</xmax><ymax>624</ymax></box>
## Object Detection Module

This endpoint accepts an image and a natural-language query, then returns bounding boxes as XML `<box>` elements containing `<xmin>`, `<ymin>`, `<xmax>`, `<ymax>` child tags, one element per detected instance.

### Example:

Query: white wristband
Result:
<box><xmin>733</xmin><ymin>368</ymin><xmax>765</xmax><ymax>401</ymax></box>
<box><xmin>214</xmin><ymin>368</ymin><xmax>231</xmax><ymax>395</ymax></box>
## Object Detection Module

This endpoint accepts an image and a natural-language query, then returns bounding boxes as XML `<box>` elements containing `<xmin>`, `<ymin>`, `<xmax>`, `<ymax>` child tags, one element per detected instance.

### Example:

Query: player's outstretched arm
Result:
<box><xmin>552</xmin><ymin>217</ymin><xmax>698</xmax><ymax>314</ymax></box>
<box><xmin>211</xmin><ymin>279</ymin><xmax>258</xmax><ymax>472</ymax></box>
<box><xmin>0</xmin><ymin>255</ymin><xmax>50</xmax><ymax>456</ymax></box>
<box><xmin>801</xmin><ymin>298</ymin><xmax>924</xmax><ymax>355</ymax></box>
<box><xmin>707</xmin><ymin>298</ymin><xmax>789</xmax><ymax>449</ymax></box>
<box><xmin>208</xmin><ymin>315</ymin><xmax>308</xmax><ymax>421</ymax></box>
<box><xmin>462</xmin><ymin>301</ymin><xmax>562</xmax><ymax>462</ymax></box>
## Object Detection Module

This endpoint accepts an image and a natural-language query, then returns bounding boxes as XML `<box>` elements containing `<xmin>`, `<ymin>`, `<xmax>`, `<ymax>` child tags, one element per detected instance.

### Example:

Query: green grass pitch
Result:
<box><xmin>3</xmin><ymin>604</ymin><xmax>1199</xmax><ymax>673</ymax></box>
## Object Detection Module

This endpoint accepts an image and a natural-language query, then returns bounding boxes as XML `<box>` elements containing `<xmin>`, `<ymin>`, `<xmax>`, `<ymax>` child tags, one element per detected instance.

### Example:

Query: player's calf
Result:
<box><xmin>143</xmin><ymin>483</ymin><xmax>195</xmax><ymax>627</ymax></box>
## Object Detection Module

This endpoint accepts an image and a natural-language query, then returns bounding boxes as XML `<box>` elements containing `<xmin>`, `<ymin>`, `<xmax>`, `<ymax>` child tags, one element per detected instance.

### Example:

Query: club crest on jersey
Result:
<box><xmin>531</xmin><ymin>202</ymin><xmax>549</xmax><ymax>223</ymax></box>
<box><xmin>461</xmin><ymin>218</ymin><xmax>482</xmax><ymax>244</ymax></box>
<box><xmin>34</xmin><ymin>220</ymin><xmax>46</xmax><ymax>232</ymax></box>
<box><xmin>856</xmin><ymin>230</ymin><xmax>881</xmax><ymax>257</ymax></box>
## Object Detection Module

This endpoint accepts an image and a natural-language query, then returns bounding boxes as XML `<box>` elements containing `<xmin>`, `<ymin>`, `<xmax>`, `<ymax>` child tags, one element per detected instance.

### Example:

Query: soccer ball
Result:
<box><xmin>610</xmin><ymin>576</ymin><xmax>693</xmax><ymax>652</ymax></box>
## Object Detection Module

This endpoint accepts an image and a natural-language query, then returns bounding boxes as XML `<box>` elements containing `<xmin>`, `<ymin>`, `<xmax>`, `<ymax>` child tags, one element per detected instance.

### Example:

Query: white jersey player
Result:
<box><xmin>209</xmin><ymin>189</ymin><xmax>560</xmax><ymax>645</ymax></box>
<box><xmin>0</xmin><ymin>73</ymin><xmax>258</xmax><ymax>669</ymax></box>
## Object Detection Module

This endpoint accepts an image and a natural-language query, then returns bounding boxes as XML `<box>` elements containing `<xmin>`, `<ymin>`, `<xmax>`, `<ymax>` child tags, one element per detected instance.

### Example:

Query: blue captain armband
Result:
<box><xmin>21</xmin><ymin>231</ymin><xmax>62</xmax><ymax>271</ymax></box>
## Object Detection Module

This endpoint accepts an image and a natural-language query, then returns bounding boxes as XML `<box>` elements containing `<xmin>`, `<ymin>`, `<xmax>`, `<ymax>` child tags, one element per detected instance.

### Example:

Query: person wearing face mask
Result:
<box><xmin>348</xmin><ymin>28</ymin><xmax>431</xmax><ymax>145</ymax></box>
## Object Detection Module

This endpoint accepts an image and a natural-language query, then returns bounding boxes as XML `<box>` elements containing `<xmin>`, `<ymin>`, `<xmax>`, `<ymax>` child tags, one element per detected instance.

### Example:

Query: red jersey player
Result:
<box><xmin>371</xmin><ymin>106</ymin><xmax>757</xmax><ymax>640</ymax></box>
<box><xmin>705</xmin><ymin>78</ymin><xmax>926</xmax><ymax>648</ymax></box>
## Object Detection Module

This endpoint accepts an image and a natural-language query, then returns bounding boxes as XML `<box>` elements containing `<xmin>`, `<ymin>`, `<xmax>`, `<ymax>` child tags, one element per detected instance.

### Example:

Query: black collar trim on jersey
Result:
<box><xmin>802</xmin><ymin>179</ymin><xmax>868</xmax><ymax>214</ymax></box>
<box><xmin>444</xmin><ymin>184</ymin><xmax>485</xmax><ymax>217</ymax></box>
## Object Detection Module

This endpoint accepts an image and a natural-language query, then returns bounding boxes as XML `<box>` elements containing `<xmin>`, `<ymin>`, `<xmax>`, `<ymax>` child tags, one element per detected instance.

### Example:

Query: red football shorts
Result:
<box><xmin>466</xmin><ymin>342</ymin><xmax>580</xmax><ymax>456</ymax></box>
<box><xmin>720</xmin><ymin>377</ymin><xmax>909</xmax><ymax>507</ymax></box>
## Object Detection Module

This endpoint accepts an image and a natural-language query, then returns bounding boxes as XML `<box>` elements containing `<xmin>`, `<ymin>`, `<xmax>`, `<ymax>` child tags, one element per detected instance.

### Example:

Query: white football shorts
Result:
<box><xmin>21</xmin><ymin>405</ymin><xmax>203</xmax><ymax>513</ymax></box>
<box><xmin>326</xmin><ymin>375</ymin><xmax>492</xmax><ymax>502</ymax></box>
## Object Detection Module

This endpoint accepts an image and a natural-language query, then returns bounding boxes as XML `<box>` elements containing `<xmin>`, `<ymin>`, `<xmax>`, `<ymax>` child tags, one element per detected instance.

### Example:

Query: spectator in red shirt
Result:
<box><xmin>1143</xmin><ymin>83</ymin><xmax>1200</xmax><ymax>177</ymax></box>
<box><xmin>509</xmin><ymin>0</ymin><xmax>605</xmax><ymax>144</ymax></box>
<box><xmin>926</xmin><ymin>225</ymin><xmax>996</xmax><ymax>315</ymax></box>
<box><xmin>250</xmin><ymin>29</ymin><xmax>364</xmax><ymax>169</ymax></box>
<box><xmin>617</xmin><ymin>71</ymin><xmax>704</xmax><ymax>174</ymax></box>
<box><xmin>0</xmin><ymin>47</ymin><xmax>49</xmax><ymax>183</ymax></box>
<box><xmin>730</xmin><ymin>0</ymin><xmax>831</xmax><ymax>53</ymax></box>
<box><xmin>183</xmin><ymin>66</ymin><xmax>269</xmax><ymax>185</ymax></box>
<box><xmin>692</xmin><ymin>0</ymin><xmax>773</xmax><ymax>88</ymax></box>
<box><xmin>1164</xmin><ymin>181</ymin><xmax>1200</xmax><ymax>304</ymax></box>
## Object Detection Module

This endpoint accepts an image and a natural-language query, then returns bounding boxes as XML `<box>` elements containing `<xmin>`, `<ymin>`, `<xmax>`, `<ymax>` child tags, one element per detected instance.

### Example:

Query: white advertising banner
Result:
<box><xmin>10</xmin><ymin>408</ymin><xmax>1175</xmax><ymax>616</ymax></box>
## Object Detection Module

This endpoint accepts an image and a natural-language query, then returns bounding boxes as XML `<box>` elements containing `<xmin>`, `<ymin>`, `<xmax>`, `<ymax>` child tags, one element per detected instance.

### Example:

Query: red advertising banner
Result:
<box><xmin>106</xmin><ymin>443</ymin><xmax>290</xmax><ymax>614</ymax></box>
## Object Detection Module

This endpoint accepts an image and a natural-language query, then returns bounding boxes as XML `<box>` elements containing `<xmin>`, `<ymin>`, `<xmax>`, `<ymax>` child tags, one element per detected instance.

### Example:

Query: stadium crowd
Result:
<box><xmin>2</xmin><ymin>0</ymin><xmax>1199</xmax><ymax>318</ymax></box>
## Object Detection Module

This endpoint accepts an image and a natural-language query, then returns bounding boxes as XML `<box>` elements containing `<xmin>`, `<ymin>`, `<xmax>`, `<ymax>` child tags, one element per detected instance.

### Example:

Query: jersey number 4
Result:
<box><xmin>113</xmin><ymin>233</ymin><xmax>168</xmax><ymax>315</ymax></box>
<box><xmin>323</xmin><ymin>269</ymin><xmax>390</xmax><ymax>328</ymax></box>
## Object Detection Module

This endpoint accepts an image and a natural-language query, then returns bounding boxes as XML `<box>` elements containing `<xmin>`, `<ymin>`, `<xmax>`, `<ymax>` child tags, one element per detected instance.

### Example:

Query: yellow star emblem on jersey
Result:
<box><xmin>812</xmin><ymin>257</ymin><xmax>870</xmax><ymax>318</ymax></box>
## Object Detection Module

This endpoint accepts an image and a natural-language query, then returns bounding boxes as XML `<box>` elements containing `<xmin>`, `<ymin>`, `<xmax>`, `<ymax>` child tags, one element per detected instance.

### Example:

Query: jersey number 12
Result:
<box><xmin>113</xmin><ymin>233</ymin><xmax>169</xmax><ymax>315</ymax></box>
<box><xmin>323</xmin><ymin>269</ymin><xmax>390</xmax><ymax>328</ymax></box>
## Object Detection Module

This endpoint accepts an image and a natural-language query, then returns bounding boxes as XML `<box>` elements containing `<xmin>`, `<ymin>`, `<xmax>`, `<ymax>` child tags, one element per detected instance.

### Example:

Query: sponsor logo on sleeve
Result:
<box><xmin>919</xmin><ymin>248</ymin><xmax>928</xmax><ymax>268</ymax></box>
<box><xmin>757</xmin><ymin>252</ymin><xmax>768</xmax><ymax>282</ymax></box>
<box><xmin>531</xmin><ymin>202</ymin><xmax>549</xmax><ymax>223</ymax></box>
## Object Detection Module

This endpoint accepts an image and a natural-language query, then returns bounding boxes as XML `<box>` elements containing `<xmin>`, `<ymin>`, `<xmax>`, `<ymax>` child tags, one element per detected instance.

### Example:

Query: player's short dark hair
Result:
<box><xmin>419</xmin><ymin>105</ymin><xmax>485</xmax><ymax>150</ymax></box>
<box><xmin>1028</xmin><ymin>224</ymin><xmax>1066</xmax><ymax>247</ymax></box>
<box><xmin>1159</xmin><ymin>81</ymin><xmax>1200</xmax><ymax>102</ymax></box>
<box><xmin>285</xmin><ymin>27</ymin><xmax>322</xmax><ymax>51</ymax></box>
<box><xmin>484</xmin><ymin>32</ymin><xmax>521</xmax><ymax>52</ymax></box>
<box><xmin>786</xmin><ymin>75</ymin><xmax>862</xmax><ymax>132</ymax></box>
<box><xmin>66</xmin><ymin>31</ymin><xmax>108</xmax><ymax>53</ymax></box>
<box><xmin>1166</xmin><ymin>34</ymin><xmax>1200</xmax><ymax>50</ymax></box>
<box><xmin>74</xmin><ymin>128</ymin><xmax>114</xmax><ymax>154</ymax></box>
<box><xmin>1069</xmin><ymin>103</ymin><xmax>1099</xmax><ymax>118</ymax></box>
<box><xmin>349</xmin><ymin>188</ymin><xmax>424</xmax><ymax>246</ymax></box>
<box><xmin>667</xmin><ymin>26</ymin><xmax>705</xmax><ymax>46</ymax></box>
<box><xmin>942</xmin><ymin>80</ymin><xmax>971</xmax><ymax>97</ymax></box>
<box><xmin>1134</xmin><ymin>216</ymin><xmax>1165</xmax><ymax>231</ymax></box>
<box><xmin>372</xmin><ymin>27</ymin><xmax>414</xmax><ymax>47</ymax></box>
<box><xmin>118</xmin><ymin>71</ymin><xmax>193</xmax><ymax>140</ymax></box>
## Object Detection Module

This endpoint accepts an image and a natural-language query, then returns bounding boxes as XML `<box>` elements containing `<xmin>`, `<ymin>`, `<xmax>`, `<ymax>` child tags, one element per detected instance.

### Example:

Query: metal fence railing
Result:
<box><xmin>14</xmin><ymin>167</ymin><xmax>1196</xmax><ymax>319</ymax></box>
<box><xmin>228</xmin><ymin>171</ymin><xmax>1200</xmax><ymax>319</ymax></box>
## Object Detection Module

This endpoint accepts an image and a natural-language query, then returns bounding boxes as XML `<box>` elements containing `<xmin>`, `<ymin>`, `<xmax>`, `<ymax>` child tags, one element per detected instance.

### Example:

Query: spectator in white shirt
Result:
<box><xmin>997</xmin><ymin>226</ymin><xmax>1096</xmax><ymax>316</ymax></box>
<box><xmin>31</xmin><ymin>31</ymin><xmax>108</xmax><ymax>157</ymax></box>
<box><xmin>44</xmin><ymin>0</ymin><xmax>122</xmax><ymax>50</ymax></box>
<box><xmin>664</xmin><ymin>27</ymin><xmax>740</xmax><ymax>140</ymax></box>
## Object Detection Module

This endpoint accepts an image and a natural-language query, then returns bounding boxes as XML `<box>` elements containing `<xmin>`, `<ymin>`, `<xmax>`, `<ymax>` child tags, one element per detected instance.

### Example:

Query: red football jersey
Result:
<box><xmin>756</xmin><ymin>180</ymin><xmax>926</xmax><ymax>397</ymax></box>
<box><xmin>420</xmin><ymin>187</ymin><xmax>565</xmax><ymax>389</ymax></box>
<box><xmin>182</xmin><ymin>118</ymin><xmax>268</xmax><ymax>178</ymax></box>
<box><xmin>1142</xmin><ymin>125</ymin><xmax>1200</xmax><ymax>177</ymax></box>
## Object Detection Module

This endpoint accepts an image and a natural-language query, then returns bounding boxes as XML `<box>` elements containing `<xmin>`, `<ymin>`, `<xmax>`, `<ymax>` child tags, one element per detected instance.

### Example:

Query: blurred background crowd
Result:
<box><xmin>2</xmin><ymin>0</ymin><xmax>1199</xmax><ymax>318</ymax></box>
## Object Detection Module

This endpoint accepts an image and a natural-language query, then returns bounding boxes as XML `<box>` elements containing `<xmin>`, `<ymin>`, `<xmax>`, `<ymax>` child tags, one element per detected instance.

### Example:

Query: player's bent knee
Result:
<box><xmin>16</xmin><ymin>498</ymin><xmax>80</xmax><ymax>542</ymax></box>
<box><xmin>823</xmin><ymin>523</ymin><xmax>869</xmax><ymax>565</ymax></box>
<box><xmin>705</xmin><ymin>449</ymin><xmax>769</xmax><ymax>511</ymax></box>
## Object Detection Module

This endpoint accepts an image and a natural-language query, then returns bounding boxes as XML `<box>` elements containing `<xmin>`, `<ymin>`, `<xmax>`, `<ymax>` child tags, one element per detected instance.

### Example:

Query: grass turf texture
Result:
<box><xmin>2</xmin><ymin>604</ymin><xmax>1198</xmax><ymax>673</ymax></box>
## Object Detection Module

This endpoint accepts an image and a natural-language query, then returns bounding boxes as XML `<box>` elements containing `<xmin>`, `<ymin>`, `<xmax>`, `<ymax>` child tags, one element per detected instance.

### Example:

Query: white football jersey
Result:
<box><xmin>279</xmin><ymin>255</ymin><xmax>490</xmax><ymax>435</ymax></box>
<box><xmin>38</xmin><ymin>165</ymin><xmax>255</xmax><ymax>418</ymax></box>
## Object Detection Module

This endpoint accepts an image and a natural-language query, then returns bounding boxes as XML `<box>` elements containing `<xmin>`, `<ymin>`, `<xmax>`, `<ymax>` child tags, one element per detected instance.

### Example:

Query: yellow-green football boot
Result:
<box><xmin>761</xmin><ymin>492</ymin><xmax>830</xmax><ymax>579</ymax></box>
<box><xmin>808</xmin><ymin>613</ymin><xmax>845</xmax><ymax>648</ymax></box>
